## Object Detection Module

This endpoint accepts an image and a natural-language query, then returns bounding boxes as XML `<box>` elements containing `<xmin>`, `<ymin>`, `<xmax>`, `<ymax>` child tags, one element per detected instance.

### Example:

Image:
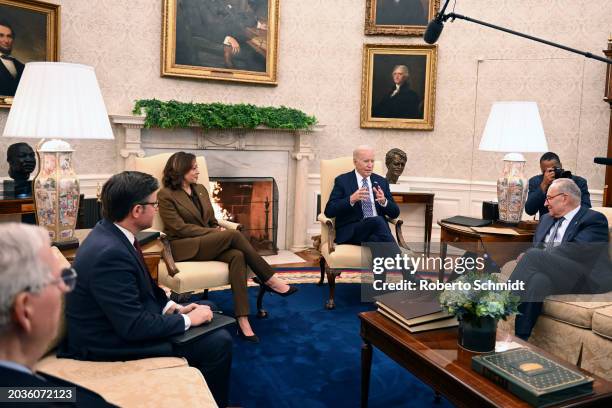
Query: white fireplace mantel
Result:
<box><xmin>110</xmin><ymin>114</ymin><xmax>323</xmax><ymax>251</ymax></box>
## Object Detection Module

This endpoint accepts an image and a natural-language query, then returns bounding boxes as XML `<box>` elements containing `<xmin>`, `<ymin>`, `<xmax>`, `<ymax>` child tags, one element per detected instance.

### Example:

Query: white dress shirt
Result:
<box><xmin>0</xmin><ymin>54</ymin><xmax>17</xmax><ymax>78</ymax></box>
<box><xmin>114</xmin><ymin>223</ymin><xmax>190</xmax><ymax>330</ymax></box>
<box><xmin>544</xmin><ymin>205</ymin><xmax>580</xmax><ymax>245</ymax></box>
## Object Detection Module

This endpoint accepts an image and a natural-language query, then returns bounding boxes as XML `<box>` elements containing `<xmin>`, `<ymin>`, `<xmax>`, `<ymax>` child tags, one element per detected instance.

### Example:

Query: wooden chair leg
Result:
<box><xmin>256</xmin><ymin>283</ymin><xmax>268</xmax><ymax>319</ymax></box>
<box><xmin>317</xmin><ymin>257</ymin><xmax>326</xmax><ymax>286</ymax></box>
<box><xmin>325</xmin><ymin>268</ymin><xmax>337</xmax><ymax>310</ymax></box>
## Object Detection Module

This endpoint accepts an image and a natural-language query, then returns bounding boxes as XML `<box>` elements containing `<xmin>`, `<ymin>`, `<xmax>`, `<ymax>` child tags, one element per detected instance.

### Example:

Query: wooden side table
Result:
<box><xmin>60</xmin><ymin>229</ymin><xmax>163</xmax><ymax>281</ymax></box>
<box><xmin>391</xmin><ymin>192</ymin><xmax>435</xmax><ymax>255</ymax></box>
<box><xmin>0</xmin><ymin>194</ymin><xmax>35</xmax><ymax>215</ymax></box>
<box><xmin>437</xmin><ymin>221</ymin><xmax>534</xmax><ymax>281</ymax></box>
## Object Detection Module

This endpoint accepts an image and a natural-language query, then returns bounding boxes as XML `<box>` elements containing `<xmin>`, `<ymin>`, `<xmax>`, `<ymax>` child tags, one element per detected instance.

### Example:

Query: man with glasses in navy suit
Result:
<box><xmin>509</xmin><ymin>178</ymin><xmax>610</xmax><ymax>340</ymax></box>
<box><xmin>61</xmin><ymin>171</ymin><xmax>232</xmax><ymax>408</ymax></box>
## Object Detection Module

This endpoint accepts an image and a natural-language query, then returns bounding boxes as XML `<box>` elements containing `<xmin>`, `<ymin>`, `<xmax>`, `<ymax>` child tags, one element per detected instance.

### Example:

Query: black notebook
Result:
<box><xmin>441</xmin><ymin>216</ymin><xmax>492</xmax><ymax>227</ymax></box>
<box><xmin>170</xmin><ymin>314</ymin><xmax>236</xmax><ymax>345</ymax></box>
<box><xmin>136</xmin><ymin>230</ymin><xmax>161</xmax><ymax>245</ymax></box>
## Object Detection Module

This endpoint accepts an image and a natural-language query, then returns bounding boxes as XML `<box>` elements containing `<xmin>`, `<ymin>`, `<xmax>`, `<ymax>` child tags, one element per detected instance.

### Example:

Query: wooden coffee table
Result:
<box><xmin>359</xmin><ymin>311</ymin><xmax>612</xmax><ymax>408</ymax></box>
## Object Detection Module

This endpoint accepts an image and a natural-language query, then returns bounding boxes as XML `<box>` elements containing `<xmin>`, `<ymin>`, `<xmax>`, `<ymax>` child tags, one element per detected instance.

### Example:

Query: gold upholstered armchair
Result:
<box><xmin>133</xmin><ymin>152</ymin><xmax>268</xmax><ymax>318</ymax></box>
<box><xmin>317</xmin><ymin>157</ymin><xmax>410</xmax><ymax>309</ymax></box>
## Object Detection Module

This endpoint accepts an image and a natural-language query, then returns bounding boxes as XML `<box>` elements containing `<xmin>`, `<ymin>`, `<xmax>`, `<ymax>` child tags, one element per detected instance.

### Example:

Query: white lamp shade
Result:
<box><xmin>2</xmin><ymin>62</ymin><xmax>113</xmax><ymax>140</ymax></box>
<box><xmin>478</xmin><ymin>101</ymin><xmax>548</xmax><ymax>153</ymax></box>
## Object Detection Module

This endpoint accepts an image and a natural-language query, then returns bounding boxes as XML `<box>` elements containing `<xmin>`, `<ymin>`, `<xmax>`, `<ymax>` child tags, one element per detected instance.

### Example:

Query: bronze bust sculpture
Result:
<box><xmin>385</xmin><ymin>148</ymin><xmax>407</xmax><ymax>184</ymax></box>
<box><xmin>5</xmin><ymin>142</ymin><xmax>36</xmax><ymax>197</ymax></box>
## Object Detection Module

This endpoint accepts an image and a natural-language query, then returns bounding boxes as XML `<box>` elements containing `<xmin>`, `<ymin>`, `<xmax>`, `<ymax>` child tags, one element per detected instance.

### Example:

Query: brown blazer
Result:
<box><xmin>158</xmin><ymin>184</ymin><xmax>220</xmax><ymax>261</ymax></box>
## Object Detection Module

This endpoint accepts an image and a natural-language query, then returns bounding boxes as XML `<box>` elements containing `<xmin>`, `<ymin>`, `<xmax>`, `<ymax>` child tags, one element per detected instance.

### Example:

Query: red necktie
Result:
<box><xmin>133</xmin><ymin>239</ymin><xmax>147</xmax><ymax>268</ymax></box>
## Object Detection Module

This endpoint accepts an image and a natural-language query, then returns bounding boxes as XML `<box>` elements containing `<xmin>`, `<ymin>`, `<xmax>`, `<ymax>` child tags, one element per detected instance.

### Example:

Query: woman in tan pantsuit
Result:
<box><xmin>158</xmin><ymin>152</ymin><xmax>297</xmax><ymax>342</ymax></box>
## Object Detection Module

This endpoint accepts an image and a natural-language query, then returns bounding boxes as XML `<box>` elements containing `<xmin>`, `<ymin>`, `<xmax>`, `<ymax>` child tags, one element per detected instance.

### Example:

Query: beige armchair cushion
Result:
<box><xmin>541</xmin><ymin>294</ymin><xmax>612</xmax><ymax>328</ymax></box>
<box><xmin>36</xmin><ymin>355</ymin><xmax>218</xmax><ymax>407</ymax></box>
<box><xmin>158</xmin><ymin>261</ymin><xmax>231</xmax><ymax>293</ymax></box>
<box><xmin>36</xmin><ymin>355</ymin><xmax>188</xmax><ymax>380</ymax></box>
<box><xmin>321</xmin><ymin>243</ymin><xmax>371</xmax><ymax>270</ymax></box>
<box><xmin>593</xmin><ymin>304</ymin><xmax>612</xmax><ymax>339</ymax></box>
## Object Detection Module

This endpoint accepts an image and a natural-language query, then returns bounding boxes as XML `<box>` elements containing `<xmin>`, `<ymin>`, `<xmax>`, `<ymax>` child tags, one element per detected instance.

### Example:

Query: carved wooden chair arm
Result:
<box><xmin>218</xmin><ymin>219</ymin><xmax>243</xmax><ymax>231</ymax></box>
<box><xmin>386</xmin><ymin>217</ymin><xmax>410</xmax><ymax>250</ymax></box>
<box><xmin>159</xmin><ymin>234</ymin><xmax>180</xmax><ymax>277</ymax></box>
<box><xmin>317</xmin><ymin>213</ymin><xmax>336</xmax><ymax>254</ymax></box>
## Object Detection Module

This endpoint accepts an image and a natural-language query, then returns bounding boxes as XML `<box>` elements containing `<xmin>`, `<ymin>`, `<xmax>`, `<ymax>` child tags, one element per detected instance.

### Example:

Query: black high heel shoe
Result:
<box><xmin>237</xmin><ymin>326</ymin><xmax>259</xmax><ymax>343</ymax></box>
<box><xmin>252</xmin><ymin>277</ymin><xmax>298</xmax><ymax>297</ymax></box>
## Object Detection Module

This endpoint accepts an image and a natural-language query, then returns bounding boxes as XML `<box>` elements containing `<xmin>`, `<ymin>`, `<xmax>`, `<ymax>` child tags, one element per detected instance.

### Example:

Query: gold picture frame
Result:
<box><xmin>365</xmin><ymin>0</ymin><xmax>439</xmax><ymax>36</ymax></box>
<box><xmin>0</xmin><ymin>0</ymin><xmax>60</xmax><ymax>108</ymax></box>
<box><xmin>360</xmin><ymin>44</ymin><xmax>437</xmax><ymax>130</ymax></box>
<box><xmin>161</xmin><ymin>0</ymin><xmax>279</xmax><ymax>85</ymax></box>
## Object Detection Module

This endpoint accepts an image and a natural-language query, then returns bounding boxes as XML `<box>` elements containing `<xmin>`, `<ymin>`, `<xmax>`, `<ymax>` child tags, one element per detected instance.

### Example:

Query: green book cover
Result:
<box><xmin>472</xmin><ymin>348</ymin><xmax>594</xmax><ymax>407</ymax></box>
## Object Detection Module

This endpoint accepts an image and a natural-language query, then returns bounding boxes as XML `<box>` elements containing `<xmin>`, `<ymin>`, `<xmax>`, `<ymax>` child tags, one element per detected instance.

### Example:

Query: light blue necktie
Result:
<box><xmin>361</xmin><ymin>178</ymin><xmax>374</xmax><ymax>218</ymax></box>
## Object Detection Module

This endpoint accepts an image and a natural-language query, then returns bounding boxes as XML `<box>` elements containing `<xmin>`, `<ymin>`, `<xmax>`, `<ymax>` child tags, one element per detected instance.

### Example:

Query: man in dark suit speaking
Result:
<box><xmin>61</xmin><ymin>171</ymin><xmax>232</xmax><ymax>407</ymax></box>
<box><xmin>0</xmin><ymin>223</ymin><xmax>114</xmax><ymax>407</ymax></box>
<box><xmin>509</xmin><ymin>178</ymin><xmax>610</xmax><ymax>340</ymax></box>
<box><xmin>0</xmin><ymin>20</ymin><xmax>25</xmax><ymax>97</ymax></box>
<box><xmin>324</xmin><ymin>145</ymin><xmax>410</xmax><ymax>283</ymax></box>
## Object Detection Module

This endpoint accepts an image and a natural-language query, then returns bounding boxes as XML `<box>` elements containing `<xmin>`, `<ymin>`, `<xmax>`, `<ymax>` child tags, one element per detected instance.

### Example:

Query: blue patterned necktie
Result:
<box><xmin>361</xmin><ymin>178</ymin><xmax>374</xmax><ymax>218</ymax></box>
<box><xmin>546</xmin><ymin>216</ymin><xmax>565</xmax><ymax>250</ymax></box>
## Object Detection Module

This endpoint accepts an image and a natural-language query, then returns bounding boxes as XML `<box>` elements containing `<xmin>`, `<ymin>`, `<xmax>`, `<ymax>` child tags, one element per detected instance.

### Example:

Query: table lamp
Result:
<box><xmin>479</xmin><ymin>101</ymin><xmax>548</xmax><ymax>224</ymax></box>
<box><xmin>2</xmin><ymin>62</ymin><xmax>114</xmax><ymax>248</ymax></box>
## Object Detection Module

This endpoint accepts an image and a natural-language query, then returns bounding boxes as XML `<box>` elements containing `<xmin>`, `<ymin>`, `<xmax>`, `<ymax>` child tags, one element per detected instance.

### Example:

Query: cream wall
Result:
<box><xmin>1</xmin><ymin>0</ymin><xmax>611</xmax><ymax>190</ymax></box>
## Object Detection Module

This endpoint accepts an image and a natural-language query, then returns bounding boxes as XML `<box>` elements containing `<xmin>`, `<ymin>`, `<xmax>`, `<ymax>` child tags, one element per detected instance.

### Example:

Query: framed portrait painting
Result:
<box><xmin>0</xmin><ymin>0</ymin><xmax>59</xmax><ymax>108</ymax></box>
<box><xmin>365</xmin><ymin>0</ymin><xmax>439</xmax><ymax>36</ymax></box>
<box><xmin>360</xmin><ymin>44</ymin><xmax>437</xmax><ymax>130</ymax></box>
<box><xmin>162</xmin><ymin>0</ymin><xmax>279</xmax><ymax>85</ymax></box>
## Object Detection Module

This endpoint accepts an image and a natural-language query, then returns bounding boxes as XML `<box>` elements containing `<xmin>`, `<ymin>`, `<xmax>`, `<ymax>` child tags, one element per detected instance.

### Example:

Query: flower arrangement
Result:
<box><xmin>438</xmin><ymin>272</ymin><xmax>520</xmax><ymax>323</ymax></box>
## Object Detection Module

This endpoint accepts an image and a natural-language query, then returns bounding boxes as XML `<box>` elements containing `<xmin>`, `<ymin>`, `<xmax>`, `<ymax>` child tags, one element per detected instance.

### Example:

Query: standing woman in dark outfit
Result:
<box><xmin>158</xmin><ymin>152</ymin><xmax>297</xmax><ymax>343</ymax></box>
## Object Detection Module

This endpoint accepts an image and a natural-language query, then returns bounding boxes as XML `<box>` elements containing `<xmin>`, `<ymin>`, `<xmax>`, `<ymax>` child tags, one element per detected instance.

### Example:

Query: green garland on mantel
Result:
<box><xmin>132</xmin><ymin>99</ymin><xmax>317</xmax><ymax>130</ymax></box>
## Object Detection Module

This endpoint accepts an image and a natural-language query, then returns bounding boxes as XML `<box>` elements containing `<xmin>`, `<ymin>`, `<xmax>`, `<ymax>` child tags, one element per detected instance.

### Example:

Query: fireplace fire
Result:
<box><xmin>209</xmin><ymin>177</ymin><xmax>278</xmax><ymax>255</ymax></box>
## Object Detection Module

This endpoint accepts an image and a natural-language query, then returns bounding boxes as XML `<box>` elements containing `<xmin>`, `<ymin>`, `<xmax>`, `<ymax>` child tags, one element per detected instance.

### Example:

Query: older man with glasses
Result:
<box><xmin>508</xmin><ymin>178</ymin><xmax>610</xmax><ymax>340</ymax></box>
<box><xmin>0</xmin><ymin>223</ymin><xmax>114</xmax><ymax>407</ymax></box>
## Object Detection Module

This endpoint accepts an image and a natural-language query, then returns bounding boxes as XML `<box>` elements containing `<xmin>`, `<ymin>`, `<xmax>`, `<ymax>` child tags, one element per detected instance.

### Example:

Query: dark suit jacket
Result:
<box><xmin>60</xmin><ymin>219</ymin><xmax>185</xmax><ymax>361</ymax></box>
<box><xmin>158</xmin><ymin>184</ymin><xmax>221</xmax><ymax>262</ymax></box>
<box><xmin>324</xmin><ymin>171</ymin><xmax>399</xmax><ymax>244</ymax></box>
<box><xmin>0</xmin><ymin>56</ymin><xmax>24</xmax><ymax>96</ymax></box>
<box><xmin>533</xmin><ymin>206</ymin><xmax>610</xmax><ymax>293</ymax></box>
<box><xmin>525</xmin><ymin>174</ymin><xmax>591</xmax><ymax>217</ymax></box>
<box><xmin>372</xmin><ymin>84</ymin><xmax>422</xmax><ymax>119</ymax></box>
<box><xmin>0</xmin><ymin>365</ymin><xmax>115</xmax><ymax>407</ymax></box>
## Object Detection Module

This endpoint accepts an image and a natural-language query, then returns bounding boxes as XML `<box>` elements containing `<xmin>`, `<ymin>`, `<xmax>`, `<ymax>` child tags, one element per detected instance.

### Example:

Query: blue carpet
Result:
<box><xmin>208</xmin><ymin>283</ymin><xmax>455</xmax><ymax>408</ymax></box>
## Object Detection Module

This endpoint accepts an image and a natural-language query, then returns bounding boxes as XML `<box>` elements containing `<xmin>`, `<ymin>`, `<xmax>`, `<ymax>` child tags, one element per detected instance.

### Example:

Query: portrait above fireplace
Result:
<box><xmin>209</xmin><ymin>177</ymin><xmax>279</xmax><ymax>256</ymax></box>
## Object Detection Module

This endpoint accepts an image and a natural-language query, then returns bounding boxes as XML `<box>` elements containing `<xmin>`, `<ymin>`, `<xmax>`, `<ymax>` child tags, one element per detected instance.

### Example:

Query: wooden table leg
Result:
<box><xmin>361</xmin><ymin>341</ymin><xmax>373</xmax><ymax>408</ymax></box>
<box><xmin>438</xmin><ymin>241</ymin><xmax>447</xmax><ymax>282</ymax></box>
<box><xmin>425</xmin><ymin>201</ymin><xmax>434</xmax><ymax>257</ymax></box>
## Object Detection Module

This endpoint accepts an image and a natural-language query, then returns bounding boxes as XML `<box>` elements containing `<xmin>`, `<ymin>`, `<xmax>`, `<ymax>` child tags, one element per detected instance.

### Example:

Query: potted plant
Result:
<box><xmin>439</xmin><ymin>272</ymin><xmax>520</xmax><ymax>352</ymax></box>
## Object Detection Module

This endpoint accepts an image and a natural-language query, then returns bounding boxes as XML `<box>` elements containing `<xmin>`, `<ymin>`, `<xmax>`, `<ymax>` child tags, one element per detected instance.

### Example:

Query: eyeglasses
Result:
<box><xmin>25</xmin><ymin>267</ymin><xmax>78</xmax><ymax>293</ymax></box>
<box><xmin>138</xmin><ymin>201</ymin><xmax>159</xmax><ymax>209</ymax></box>
<box><xmin>545</xmin><ymin>193</ymin><xmax>566</xmax><ymax>202</ymax></box>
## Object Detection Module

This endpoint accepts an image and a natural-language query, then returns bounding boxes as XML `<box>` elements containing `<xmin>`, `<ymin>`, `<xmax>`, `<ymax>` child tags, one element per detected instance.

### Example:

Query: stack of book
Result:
<box><xmin>374</xmin><ymin>291</ymin><xmax>458</xmax><ymax>333</ymax></box>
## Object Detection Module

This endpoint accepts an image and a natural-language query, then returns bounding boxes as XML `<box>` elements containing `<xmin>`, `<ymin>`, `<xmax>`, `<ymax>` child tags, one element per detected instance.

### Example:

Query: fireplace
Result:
<box><xmin>209</xmin><ymin>177</ymin><xmax>279</xmax><ymax>255</ymax></box>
